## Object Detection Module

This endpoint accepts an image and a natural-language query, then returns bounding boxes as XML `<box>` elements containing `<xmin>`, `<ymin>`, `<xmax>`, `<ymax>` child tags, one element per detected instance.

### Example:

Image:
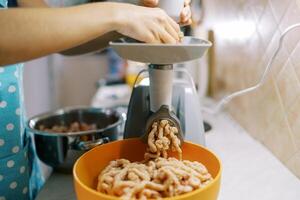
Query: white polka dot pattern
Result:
<box><xmin>8</xmin><ymin>85</ymin><xmax>16</xmax><ymax>93</ymax></box>
<box><xmin>0</xmin><ymin>101</ymin><xmax>7</xmax><ymax>108</ymax></box>
<box><xmin>15</xmin><ymin>108</ymin><xmax>20</xmax><ymax>115</ymax></box>
<box><xmin>14</xmin><ymin>70</ymin><xmax>18</xmax><ymax>78</ymax></box>
<box><xmin>0</xmin><ymin>61</ymin><xmax>45</xmax><ymax>199</ymax></box>
<box><xmin>22</xmin><ymin>187</ymin><xmax>28</xmax><ymax>194</ymax></box>
<box><xmin>6</xmin><ymin>123</ymin><xmax>14</xmax><ymax>131</ymax></box>
<box><xmin>0</xmin><ymin>139</ymin><xmax>4</xmax><ymax>146</ymax></box>
<box><xmin>12</xmin><ymin>146</ymin><xmax>19</xmax><ymax>153</ymax></box>
<box><xmin>9</xmin><ymin>181</ymin><xmax>17</xmax><ymax>189</ymax></box>
<box><xmin>20</xmin><ymin>166</ymin><xmax>25</xmax><ymax>174</ymax></box>
<box><xmin>7</xmin><ymin>160</ymin><xmax>15</xmax><ymax>168</ymax></box>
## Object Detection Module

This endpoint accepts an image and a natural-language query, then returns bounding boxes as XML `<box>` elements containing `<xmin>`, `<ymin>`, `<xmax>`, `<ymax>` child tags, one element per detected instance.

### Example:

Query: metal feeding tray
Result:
<box><xmin>109</xmin><ymin>36</ymin><xmax>212</xmax><ymax>64</ymax></box>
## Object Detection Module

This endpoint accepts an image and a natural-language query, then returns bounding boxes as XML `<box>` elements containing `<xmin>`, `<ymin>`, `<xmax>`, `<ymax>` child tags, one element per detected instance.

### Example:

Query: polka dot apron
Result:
<box><xmin>0</xmin><ymin>1</ymin><xmax>45</xmax><ymax>199</ymax></box>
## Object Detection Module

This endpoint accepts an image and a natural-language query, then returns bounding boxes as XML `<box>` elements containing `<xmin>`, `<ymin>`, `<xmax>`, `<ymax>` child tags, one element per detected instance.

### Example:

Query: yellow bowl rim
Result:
<box><xmin>73</xmin><ymin>138</ymin><xmax>222</xmax><ymax>200</ymax></box>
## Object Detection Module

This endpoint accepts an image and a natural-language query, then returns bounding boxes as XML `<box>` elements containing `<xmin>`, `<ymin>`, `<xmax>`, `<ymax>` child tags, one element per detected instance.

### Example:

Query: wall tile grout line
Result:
<box><xmin>271</xmin><ymin>72</ymin><xmax>298</xmax><ymax>162</ymax></box>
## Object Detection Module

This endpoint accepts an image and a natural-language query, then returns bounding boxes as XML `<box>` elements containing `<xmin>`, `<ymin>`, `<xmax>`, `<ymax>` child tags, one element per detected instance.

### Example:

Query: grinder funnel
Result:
<box><xmin>109</xmin><ymin>36</ymin><xmax>212</xmax><ymax>64</ymax></box>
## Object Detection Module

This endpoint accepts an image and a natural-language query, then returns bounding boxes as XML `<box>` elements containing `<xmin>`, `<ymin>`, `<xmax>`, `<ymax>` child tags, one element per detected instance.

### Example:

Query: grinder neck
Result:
<box><xmin>149</xmin><ymin>64</ymin><xmax>174</xmax><ymax>112</ymax></box>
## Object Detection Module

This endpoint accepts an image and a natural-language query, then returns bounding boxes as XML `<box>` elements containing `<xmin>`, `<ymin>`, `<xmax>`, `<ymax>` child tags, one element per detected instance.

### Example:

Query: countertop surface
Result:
<box><xmin>36</xmin><ymin>111</ymin><xmax>300</xmax><ymax>200</ymax></box>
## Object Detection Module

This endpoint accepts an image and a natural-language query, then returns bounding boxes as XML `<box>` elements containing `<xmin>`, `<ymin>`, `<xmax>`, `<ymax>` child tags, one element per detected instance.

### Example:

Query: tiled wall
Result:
<box><xmin>203</xmin><ymin>0</ymin><xmax>300</xmax><ymax>178</ymax></box>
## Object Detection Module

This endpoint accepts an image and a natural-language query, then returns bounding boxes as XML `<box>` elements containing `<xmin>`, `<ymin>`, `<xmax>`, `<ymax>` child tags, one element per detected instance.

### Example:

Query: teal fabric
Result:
<box><xmin>0</xmin><ymin>1</ymin><xmax>45</xmax><ymax>200</ymax></box>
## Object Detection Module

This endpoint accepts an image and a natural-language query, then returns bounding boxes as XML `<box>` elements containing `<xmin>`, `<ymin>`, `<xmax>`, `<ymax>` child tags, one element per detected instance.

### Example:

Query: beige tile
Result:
<box><xmin>263</xmin><ymin>114</ymin><xmax>298</xmax><ymax>163</ymax></box>
<box><xmin>275</xmin><ymin>60</ymin><xmax>300</xmax><ymax>112</ymax></box>
<box><xmin>286</xmin><ymin>96</ymin><xmax>300</xmax><ymax>149</ymax></box>
<box><xmin>242</xmin><ymin>1</ymin><xmax>260</xmax><ymax>25</ymax></box>
<box><xmin>290</xmin><ymin>41</ymin><xmax>300</xmax><ymax>81</ymax></box>
<box><xmin>263</xmin><ymin>28</ymin><xmax>280</xmax><ymax>56</ymax></box>
<box><xmin>257</xmin><ymin>2</ymin><xmax>278</xmax><ymax>49</ymax></box>
<box><xmin>286</xmin><ymin>151</ymin><xmax>300</xmax><ymax>178</ymax></box>
<box><xmin>228</xmin><ymin>94</ymin><xmax>257</xmax><ymax>136</ymax></box>
<box><xmin>247</xmin><ymin>0</ymin><xmax>269</xmax><ymax>23</ymax></box>
<box><xmin>260</xmin><ymin>29</ymin><xmax>290</xmax><ymax>78</ymax></box>
<box><xmin>242</xmin><ymin>108</ymin><xmax>265</xmax><ymax>140</ymax></box>
<box><xmin>257</xmin><ymin>79</ymin><xmax>284</xmax><ymax>138</ymax></box>
<box><xmin>241</xmin><ymin>78</ymin><xmax>281</xmax><ymax>141</ymax></box>
<box><xmin>269</xmin><ymin>0</ymin><xmax>292</xmax><ymax>22</ymax></box>
<box><xmin>244</xmin><ymin>67</ymin><xmax>262</xmax><ymax>88</ymax></box>
<box><xmin>279</xmin><ymin>0</ymin><xmax>300</xmax><ymax>53</ymax></box>
<box><xmin>270</xmin><ymin>47</ymin><xmax>290</xmax><ymax>78</ymax></box>
<box><xmin>261</xmin><ymin>80</ymin><xmax>298</xmax><ymax>162</ymax></box>
<box><xmin>243</xmin><ymin>33</ymin><xmax>269</xmax><ymax>87</ymax></box>
<box><xmin>226</xmin><ymin>73</ymin><xmax>269</xmax><ymax>140</ymax></box>
<box><xmin>244</xmin><ymin>31</ymin><xmax>265</xmax><ymax>73</ymax></box>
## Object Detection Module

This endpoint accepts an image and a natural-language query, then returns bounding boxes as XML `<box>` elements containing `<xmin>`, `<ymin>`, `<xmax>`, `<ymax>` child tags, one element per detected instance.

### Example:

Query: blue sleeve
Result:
<box><xmin>0</xmin><ymin>0</ymin><xmax>4</xmax><ymax>8</ymax></box>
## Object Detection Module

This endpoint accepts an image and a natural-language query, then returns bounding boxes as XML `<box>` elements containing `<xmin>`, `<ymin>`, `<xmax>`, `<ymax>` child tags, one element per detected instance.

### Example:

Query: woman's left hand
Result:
<box><xmin>141</xmin><ymin>0</ymin><xmax>192</xmax><ymax>26</ymax></box>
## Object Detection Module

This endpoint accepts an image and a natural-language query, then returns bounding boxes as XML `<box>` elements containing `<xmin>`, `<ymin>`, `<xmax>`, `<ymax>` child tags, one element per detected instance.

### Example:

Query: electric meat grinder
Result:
<box><xmin>110</xmin><ymin>37</ymin><xmax>212</xmax><ymax>145</ymax></box>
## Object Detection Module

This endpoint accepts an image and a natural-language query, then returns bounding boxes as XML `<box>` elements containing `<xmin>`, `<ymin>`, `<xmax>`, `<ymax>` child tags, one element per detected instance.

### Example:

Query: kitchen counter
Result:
<box><xmin>35</xmin><ymin>173</ymin><xmax>75</xmax><ymax>200</ymax></box>
<box><xmin>204</xmin><ymin>111</ymin><xmax>300</xmax><ymax>200</ymax></box>
<box><xmin>36</xmin><ymin>111</ymin><xmax>300</xmax><ymax>200</ymax></box>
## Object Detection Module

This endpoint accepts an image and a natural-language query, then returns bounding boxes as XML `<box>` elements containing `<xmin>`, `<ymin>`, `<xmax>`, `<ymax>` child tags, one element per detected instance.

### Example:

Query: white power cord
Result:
<box><xmin>202</xmin><ymin>23</ymin><xmax>300</xmax><ymax>114</ymax></box>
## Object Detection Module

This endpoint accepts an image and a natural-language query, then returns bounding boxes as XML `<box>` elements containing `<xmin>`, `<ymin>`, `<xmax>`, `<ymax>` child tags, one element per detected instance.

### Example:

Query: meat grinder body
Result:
<box><xmin>124</xmin><ymin>77</ymin><xmax>206</xmax><ymax>146</ymax></box>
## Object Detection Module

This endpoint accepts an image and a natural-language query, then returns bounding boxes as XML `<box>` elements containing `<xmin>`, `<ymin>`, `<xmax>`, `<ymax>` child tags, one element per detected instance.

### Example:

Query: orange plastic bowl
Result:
<box><xmin>73</xmin><ymin>138</ymin><xmax>222</xmax><ymax>200</ymax></box>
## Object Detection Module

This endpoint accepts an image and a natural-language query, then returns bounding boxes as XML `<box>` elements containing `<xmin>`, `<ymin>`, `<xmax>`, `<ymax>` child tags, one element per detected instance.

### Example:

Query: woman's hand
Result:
<box><xmin>114</xmin><ymin>3</ymin><xmax>181</xmax><ymax>44</ymax></box>
<box><xmin>141</xmin><ymin>0</ymin><xmax>192</xmax><ymax>26</ymax></box>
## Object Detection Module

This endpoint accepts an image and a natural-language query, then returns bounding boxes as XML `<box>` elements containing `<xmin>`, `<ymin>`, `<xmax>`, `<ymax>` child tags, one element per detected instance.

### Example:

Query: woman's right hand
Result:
<box><xmin>113</xmin><ymin>3</ymin><xmax>181</xmax><ymax>44</ymax></box>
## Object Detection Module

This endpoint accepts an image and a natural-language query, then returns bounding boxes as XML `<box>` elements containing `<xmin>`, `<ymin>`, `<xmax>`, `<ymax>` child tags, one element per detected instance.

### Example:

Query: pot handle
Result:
<box><xmin>71</xmin><ymin>137</ymin><xmax>110</xmax><ymax>151</ymax></box>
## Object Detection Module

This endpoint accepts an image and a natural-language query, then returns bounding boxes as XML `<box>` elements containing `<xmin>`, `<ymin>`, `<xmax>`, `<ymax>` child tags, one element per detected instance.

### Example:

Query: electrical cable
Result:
<box><xmin>202</xmin><ymin>23</ymin><xmax>300</xmax><ymax>114</ymax></box>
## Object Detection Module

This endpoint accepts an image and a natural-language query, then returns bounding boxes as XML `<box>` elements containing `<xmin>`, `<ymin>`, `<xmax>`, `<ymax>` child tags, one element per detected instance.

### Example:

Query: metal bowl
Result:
<box><xmin>26</xmin><ymin>106</ymin><xmax>123</xmax><ymax>172</ymax></box>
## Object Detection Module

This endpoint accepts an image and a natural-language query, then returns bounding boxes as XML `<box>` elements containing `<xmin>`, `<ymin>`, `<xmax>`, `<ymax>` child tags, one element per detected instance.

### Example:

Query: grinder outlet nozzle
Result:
<box><xmin>141</xmin><ymin>105</ymin><xmax>184</xmax><ymax>145</ymax></box>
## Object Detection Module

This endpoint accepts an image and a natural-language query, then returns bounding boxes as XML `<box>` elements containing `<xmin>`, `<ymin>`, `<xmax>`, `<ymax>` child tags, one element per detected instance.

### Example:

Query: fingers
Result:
<box><xmin>164</xmin><ymin>23</ymin><xmax>180</xmax><ymax>42</ymax></box>
<box><xmin>143</xmin><ymin>23</ymin><xmax>178</xmax><ymax>44</ymax></box>
<box><xmin>146</xmin><ymin>24</ymin><xmax>177</xmax><ymax>44</ymax></box>
<box><xmin>180</xmin><ymin>0</ymin><xmax>192</xmax><ymax>26</ymax></box>
<box><xmin>142</xmin><ymin>0</ymin><xmax>158</xmax><ymax>7</ymax></box>
<box><xmin>165</xmin><ymin>14</ymin><xmax>181</xmax><ymax>41</ymax></box>
<box><xmin>166</xmin><ymin>15</ymin><xmax>181</xmax><ymax>34</ymax></box>
<box><xmin>180</xmin><ymin>18</ymin><xmax>192</xmax><ymax>26</ymax></box>
<box><xmin>122</xmin><ymin>6</ymin><xmax>181</xmax><ymax>44</ymax></box>
<box><xmin>158</xmin><ymin>26</ymin><xmax>177</xmax><ymax>44</ymax></box>
<box><xmin>184</xmin><ymin>0</ymin><xmax>191</xmax><ymax>6</ymax></box>
<box><xmin>151</xmin><ymin>9</ymin><xmax>181</xmax><ymax>43</ymax></box>
<box><xmin>142</xmin><ymin>31</ymin><xmax>160</xmax><ymax>44</ymax></box>
<box><xmin>161</xmin><ymin>12</ymin><xmax>181</xmax><ymax>43</ymax></box>
<box><xmin>180</xmin><ymin>4</ymin><xmax>192</xmax><ymax>26</ymax></box>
